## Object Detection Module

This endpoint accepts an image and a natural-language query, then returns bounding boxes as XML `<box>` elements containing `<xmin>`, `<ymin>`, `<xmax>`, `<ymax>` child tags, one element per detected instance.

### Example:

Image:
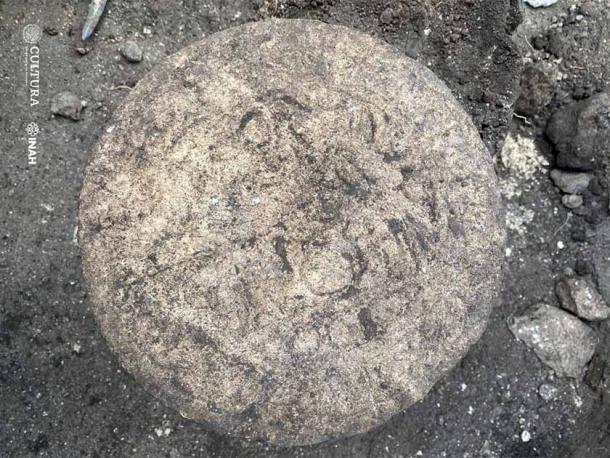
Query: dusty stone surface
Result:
<box><xmin>509</xmin><ymin>304</ymin><xmax>597</xmax><ymax>379</ymax></box>
<box><xmin>78</xmin><ymin>19</ymin><xmax>503</xmax><ymax>446</ymax></box>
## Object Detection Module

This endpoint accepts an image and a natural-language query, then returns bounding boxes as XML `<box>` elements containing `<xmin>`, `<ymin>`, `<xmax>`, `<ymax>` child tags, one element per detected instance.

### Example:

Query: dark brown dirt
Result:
<box><xmin>2</xmin><ymin>0</ymin><xmax>609</xmax><ymax>457</ymax></box>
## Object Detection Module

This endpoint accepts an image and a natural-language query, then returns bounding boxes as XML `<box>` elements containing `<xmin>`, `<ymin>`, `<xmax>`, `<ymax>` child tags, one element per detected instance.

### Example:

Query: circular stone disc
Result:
<box><xmin>79</xmin><ymin>19</ymin><xmax>504</xmax><ymax>446</ymax></box>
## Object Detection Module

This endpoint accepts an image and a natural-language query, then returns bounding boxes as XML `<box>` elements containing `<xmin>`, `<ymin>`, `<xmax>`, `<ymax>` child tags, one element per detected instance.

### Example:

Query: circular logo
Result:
<box><xmin>23</xmin><ymin>24</ymin><xmax>42</xmax><ymax>44</ymax></box>
<box><xmin>26</xmin><ymin>122</ymin><xmax>40</xmax><ymax>137</ymax></box>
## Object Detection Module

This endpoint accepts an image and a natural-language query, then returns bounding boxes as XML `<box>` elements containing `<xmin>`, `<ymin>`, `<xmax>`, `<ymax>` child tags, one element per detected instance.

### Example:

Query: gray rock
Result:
<box><xmin>593</xmin><ymin>221</ymin><xmax>610</xmax><ymax>306</ymax></box>
<box><xmin>509</xmin><ymin>303</ymin><xmax>597</xmax><ymax>378</ymax></box>
<box><xmin>538</xmin><ymin>383</ymin><xmax>558</xmax><ymax>401</ymax></box>
<box><xmin>561</xmin><ymin>194</ymin><xmax>583</xmax><ymax>209</ymax></box>
<box><xmin>584</xmin><ymin>353</ymin><xmax>606</xmax><ymax>391</ymax></box>
<box><xmin>546</xmin><ymin>91</ymin><xmax>610</xmax><ymax>172</ymax></box>
<box><xmin>50</xmin><ymin>91</ymin><xmax>83</xmax><ymax>121</ymax></box>
<box><xmin>379</xmin><ymin>8</ymin><xmax>394</xmax><ymax>25</ymax></box>
<box><xmin>524</xmin><ymin>0</ymin><xmax>558</xmax><ymax>7</ymax></box>
<box><xmin>555</xmin><ymin>276</ymin><xmax>610</xmax><ymax>321</ymax></box>
<box><xmin>79</xmin><ymin>19</ymin><xmax>504</xmax><ymax>446</ymax></box>
<box><xmin>120</xmin><ymin>40</ymin><xmax>143</xmax><ymax>63</ymax></box>
<box><xmin>550</xmin><ymin>169</ymin><xmax>592</xmax><ymax>194</ymax></box>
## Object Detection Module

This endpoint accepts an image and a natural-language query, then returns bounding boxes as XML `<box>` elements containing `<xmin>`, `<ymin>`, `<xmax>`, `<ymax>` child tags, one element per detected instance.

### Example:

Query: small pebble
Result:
<box><xmin>380</xmin><ymin>8</ymin><xmax>394</xmax><ymax>25</ymax></box>
<box><xmin>51</xmin><ymin>91</ymin><xmax>83</xmax><ymax>121</ymax></box>
<box><xmin>524</xmin><ymin>0</ymin><xmax>558</xmax><ymax>7</ymax></box>
<box><xmin>538</xmin><ymin>383</ymin><xmax>558</xmax><ymax>401</ymax></box>
<box><xmin>44</xmin><ymin>25</ymin><xmax>58</xmax><ymax>36</ymax></box>
<box><xmin>563</xmin><ymin>266</ymin><xmax>575</xmax><ymax>277</ymax></box>
<box><xmin>120</xmin><ymin>40</ymin><xmax>143</xmax><ymax>63</ymax></box>
<box><xmin>562</xmin><ymin>194</ymin><xmax>583</xmax><ymax>209</ymax></box>
<box><xmin>550</xmin><ymin>169</ymin><xmax>592</xmax><ymax>194</ymax></box>
<box><xmin>556</xmin><ymin>275</ymin><xmax>610</xmax><ymax>321</ymax></box>
<box><xmin>75</xmin><ymin>45</ymin><xmax>90</xmax><ymax>55</ymax></box>
<box><xmin>509</xmin><ymin>303</ymin><xmax>597</xmax><ymax>378</ymax></box>
<box><xmin>521</xmin><ymin>430</ymin><xmax>531</xmax><ymax>442</ymax></box>
<box><xmin>437</xmin><ymin>414</ymin><xmax>445</xmax><ymax>426</ymax></box>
